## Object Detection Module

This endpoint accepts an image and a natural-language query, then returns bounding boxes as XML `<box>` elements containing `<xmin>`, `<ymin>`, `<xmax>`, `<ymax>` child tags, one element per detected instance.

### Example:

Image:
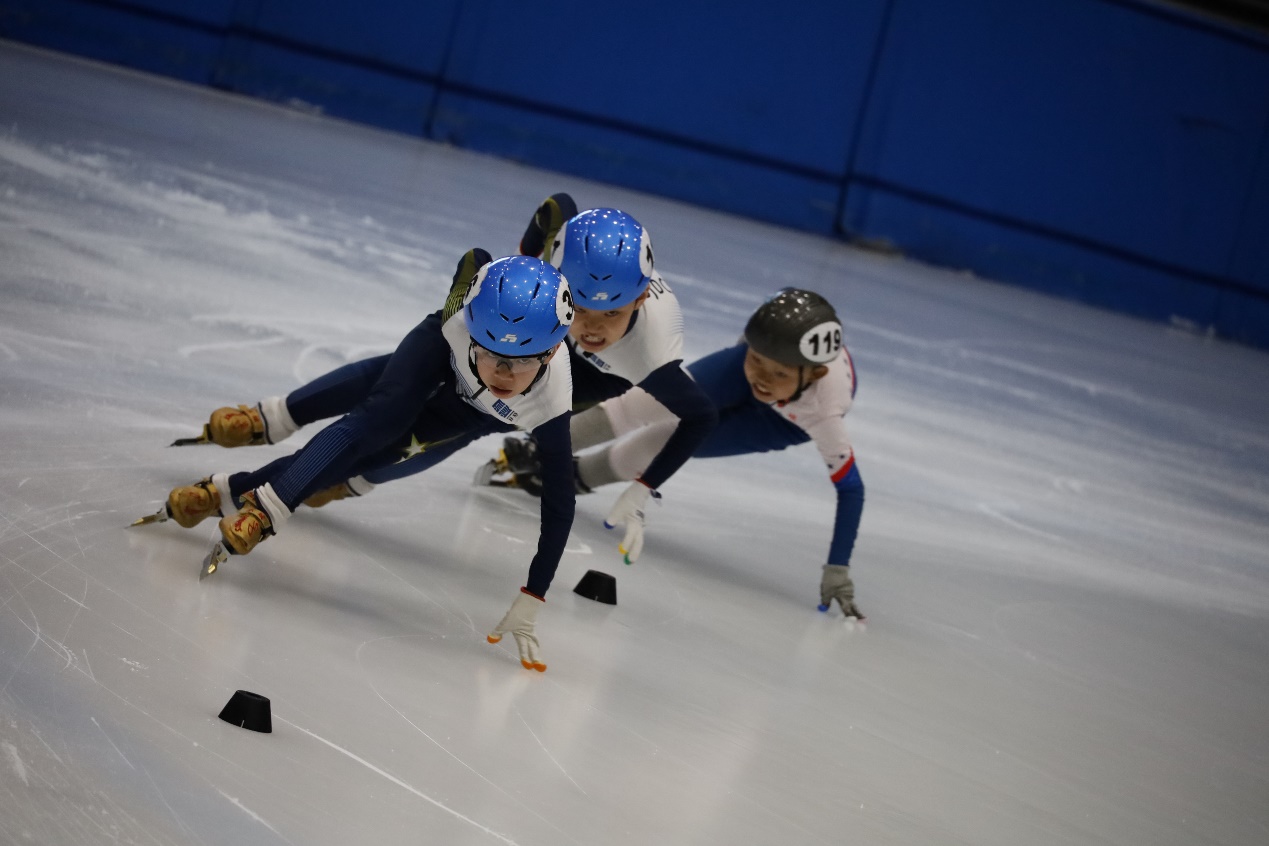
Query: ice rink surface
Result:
<box><xmin>2</xmin><ymin>41</ymin><xmax>1268</xmax><ymax>845</ymax></box>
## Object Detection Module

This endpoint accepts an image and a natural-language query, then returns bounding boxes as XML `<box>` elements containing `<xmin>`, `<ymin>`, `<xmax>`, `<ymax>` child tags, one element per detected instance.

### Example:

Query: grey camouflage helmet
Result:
<box><xmin>744</xmin><ymin>288</ymin><xmax>842</xmax><ymax>367</ymax></box>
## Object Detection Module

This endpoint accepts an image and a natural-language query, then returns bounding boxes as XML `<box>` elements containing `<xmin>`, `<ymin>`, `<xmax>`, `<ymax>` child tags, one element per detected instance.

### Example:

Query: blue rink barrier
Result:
<box><xmin>1</xmin><ymin>0</ymin><xmax>1267</xmax><ymax>348</ymax></box>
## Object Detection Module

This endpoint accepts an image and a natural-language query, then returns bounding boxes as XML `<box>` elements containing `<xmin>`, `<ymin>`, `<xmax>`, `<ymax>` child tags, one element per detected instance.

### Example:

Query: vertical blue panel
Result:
<box><xmin>101</xmin><ymin>0</ymin><xmax>237</xmax><ymax>27</ymax></box>
<box><xmin>853</xmin><ymin>0</ymin><xmax>1269</xmax><ymax>279</ymax></box>
<box><xmin>1215</xmin><ymin>288</ymin><xmax>1269</xmax><ymax>348</ymax></box>
<box><xmin>1227</xmin><ymin>130</ymin><xmax>1269</xmax><ymax>292</ymax></box>
<box><xmin>214</xmin><ymin>36</ymin><xmax>434</xmax><ymax>135</ymax></box>
<box><xmin>0</xmin><ymin>0</ymin><xmax>227</xmax><ymax>83</ymax></box>
<box><xmin>844</xmin><ymin>184</ymin><xmax>1223</xmax><ymax>326</ymax></box>
<box><xmin>245</xmin><ymin>0</ymin><xmax>458</xmax><ymax>74</ymax></box>
<box><xmin>432</xmin><ymin>92</ymin><xmax>842</xmax><ymax>233</ymax></box>
<box><xmin>441</xmin><ymin>0</ymin><xmax>889</xmax><ymax>175</ymax></box>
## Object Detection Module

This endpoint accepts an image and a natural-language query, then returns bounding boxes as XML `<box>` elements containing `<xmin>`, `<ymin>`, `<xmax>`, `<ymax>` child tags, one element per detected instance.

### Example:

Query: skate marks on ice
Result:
<box><xmin>274</xmin><ymin>714</ymin><xmax>527</xmax><ymax>846</ymax></box>
<box><xmin>975</xmin><ymin>502</ymin><xmax>1066</xmax><ymax>544</ymax></box>
<box><xmin>342</xmin><ymin>635</ymin><xmax>584</xmax><ymax>844</ymax></box>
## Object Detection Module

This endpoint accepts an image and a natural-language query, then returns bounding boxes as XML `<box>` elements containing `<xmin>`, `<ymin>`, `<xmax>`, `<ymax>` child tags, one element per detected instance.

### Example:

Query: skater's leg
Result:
<box><xmin>360</xmin><ymin>429</ymin><xmax>487</xmax><ymax>484</ymax></box>
<box><xmin>191</xmin><ymin>355</ymin><xmax>392</xmax><ymax>448</ymax></box>
<box><xmin>285</xmin><ymin>354</ymin><xmax>391</xmax><ymax>428</ymax></box>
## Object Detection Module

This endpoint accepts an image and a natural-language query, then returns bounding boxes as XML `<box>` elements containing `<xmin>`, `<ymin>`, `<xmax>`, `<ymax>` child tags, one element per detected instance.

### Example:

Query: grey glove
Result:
<box><xmin>818</xmin><ymin>565</ymin><xmax>865</xmax><ymax>619</ymax></box>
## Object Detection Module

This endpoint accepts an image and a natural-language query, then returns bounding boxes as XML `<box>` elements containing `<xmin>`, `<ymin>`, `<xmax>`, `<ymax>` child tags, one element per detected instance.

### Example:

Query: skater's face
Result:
<box><xmin>569</xmin><ymin>290</ymin><xmax>650</xmax><ymax>354</ymax></box>
<box><xmin>474</xmin><ymin>343</ymin><xmax>560</xmax><ymax>399</ymax></box>
<box><xmin>743</xmin><ymin>348</ymin><xmax>827</xmax><ymax>403</ymax></box>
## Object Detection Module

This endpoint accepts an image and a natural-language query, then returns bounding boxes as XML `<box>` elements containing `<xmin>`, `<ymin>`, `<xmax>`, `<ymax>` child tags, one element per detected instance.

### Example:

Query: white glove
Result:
<box><xmin>603</xmin><ymin>480</ymin><xmax>657</xmax><ymax>564</ymax></box>
<box><xmin>487</xmin><ymin>589</ymin><xmax>546</xmax><ymax>671</ymax></box>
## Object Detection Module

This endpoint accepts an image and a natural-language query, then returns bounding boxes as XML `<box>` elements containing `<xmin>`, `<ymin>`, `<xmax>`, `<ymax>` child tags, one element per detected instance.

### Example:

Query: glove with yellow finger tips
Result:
<box><xmin>604</xmin><ymin>480</ymin><xmax>659</xmax><ymax>564</ymax></box>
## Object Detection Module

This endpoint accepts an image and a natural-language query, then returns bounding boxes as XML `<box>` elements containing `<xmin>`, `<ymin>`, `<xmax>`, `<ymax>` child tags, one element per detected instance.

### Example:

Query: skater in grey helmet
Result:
<box><xmin>564</xmin><ymin>288</ymin><xmax>867</xmax><ymax>618</ymax></box>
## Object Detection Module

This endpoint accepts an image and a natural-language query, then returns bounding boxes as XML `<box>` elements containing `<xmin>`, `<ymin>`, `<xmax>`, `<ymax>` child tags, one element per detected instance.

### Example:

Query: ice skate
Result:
<box><xmin>199</xmin><ymin>541</ymin><xmax>229</xmax><ymax>580</ymax></box>
<box><xmin>519</xmin><ymin>193</ymin><xmax>577</xmax><ymax>258</ymax></box>
<box><xmin>303</xmin><ymin>482</ymin><xmax>354</xmax><ymax>509</ymax></box>
<box><xmin>131</xmin><ymin>477</ymin><xmax>222</xmax><ymax>528</ymax></box>
<box><xmin>472</xmin><ymin>445</ymin><xmax>513</xmax><ymax>488</ymax></box>
<box><xmin>473</xmin><ymin>436</ymin><xmax>544</xmax><ymax>495</ymax></box>
<box><xmin>217</xmin><ymin>491</ymin><xmax>275</xmax><ymax>556</ymax></box>
<box><xmin>471</xmin><ymin>450</ymin><xmax>508</xmax><ymax>487</ymax></box>
<box><xmin>171</xmin><ymin>404</ymin><xmax>265</xmax><ymax>447</ymax></box>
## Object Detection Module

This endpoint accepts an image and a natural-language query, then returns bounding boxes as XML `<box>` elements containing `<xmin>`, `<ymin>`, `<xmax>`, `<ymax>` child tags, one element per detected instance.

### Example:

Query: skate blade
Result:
<box><xmin>170</xmin><ymin>424</ymin><xmax>213</xmax><ymax>447</ymax></box>
<box><xmin>472</xmin><ymin>461</ymin><xmax>495</xmax><ymax>487</ymax></box>
<box><xmin>473</xmin><ymin>469</ymin><xmax>519</xmax><ymax>489</ymax></box>
<box><xmin>130</xmin><ymin>508</ymin><xmax>168</xmax><ymax>527</ymax></box>
<box><xmin>199</xmin><ymin>542</ymin><xmax>229</xmax><ymax>581</ymax></box>
<box><xmin>472</xmin><ymin>451</ymin><xmax>510</xmax><ymax>487</ymax></box>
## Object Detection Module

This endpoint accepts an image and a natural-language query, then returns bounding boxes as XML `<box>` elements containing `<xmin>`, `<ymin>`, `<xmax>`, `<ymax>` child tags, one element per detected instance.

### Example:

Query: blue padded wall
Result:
<box><xmin>211</xmin><ymin>0</ymin><xmax>457</xmax><ymax>133</ymax></box>
<box><xmin>0</xmin><ymin>0</ymin><xmax>232</xmax><ymax>83</ymax></box>
<box><xmin>429</xmin><ymin>0</ymin><xmax>889</xmax><ymax>233</ymax></box>
<box><xmin>843</xmin><ymin>0</ymin><xmax>1269</xmax><ymax>336</ymax></box>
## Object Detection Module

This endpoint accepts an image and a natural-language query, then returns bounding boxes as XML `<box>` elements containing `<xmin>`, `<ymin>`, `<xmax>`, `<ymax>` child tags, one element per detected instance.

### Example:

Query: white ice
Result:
<box><xmin>2</xmin><ymin>41</ymin><xmax>1267</xmax><ymax>846</ymax></box>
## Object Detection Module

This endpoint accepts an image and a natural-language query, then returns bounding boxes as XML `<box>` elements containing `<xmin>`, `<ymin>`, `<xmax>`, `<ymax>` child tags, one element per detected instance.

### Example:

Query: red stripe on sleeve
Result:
<box><xmin>830</xmin><ymin>454</ymin><xmax>856</xmax><ymax>484</ymax></box>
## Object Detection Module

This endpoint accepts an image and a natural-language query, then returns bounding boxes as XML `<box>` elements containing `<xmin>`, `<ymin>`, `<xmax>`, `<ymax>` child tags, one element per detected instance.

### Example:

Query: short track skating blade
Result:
<box><xmin>130</xmin><ymin>508</ymin><xmax>168</xmax><ymax>526</ymax></box>
<box><xmin>199</xmin><ymin>542</ymin><xmax>229</xmax><ymax>580</ymax></box>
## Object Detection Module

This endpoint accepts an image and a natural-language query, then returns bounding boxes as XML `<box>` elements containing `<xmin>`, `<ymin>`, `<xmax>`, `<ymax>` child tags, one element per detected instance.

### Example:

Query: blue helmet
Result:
<box><xmin>549</xmin><ymin>208</ymin><xmax>653</xmax><ymax>308</ymax></box>
<box><xmin>463</xmin><ymin>255</ymin><xmax>574</xmax><ymax>356</ymax></box>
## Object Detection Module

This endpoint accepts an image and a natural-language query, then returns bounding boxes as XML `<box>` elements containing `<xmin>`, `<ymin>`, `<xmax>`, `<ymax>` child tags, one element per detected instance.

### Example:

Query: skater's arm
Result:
<box><xmin>522</xmin><ymin>412</ymin><xmax>576</xmax><ymax>597</ymax></box>
<box><xmin>805</xmin><ymin>416</ymin><xmax>864</xmax><ymax>566</ymax></box>
<box><xmin>828</xmin><ymin>461</ymin><xmax>865</xmax><ymax>565</ymax></box>
<box><xmin>631</xmin><ymin>361</ymin><xmax>718</xmax><ymax>490</ymax></box>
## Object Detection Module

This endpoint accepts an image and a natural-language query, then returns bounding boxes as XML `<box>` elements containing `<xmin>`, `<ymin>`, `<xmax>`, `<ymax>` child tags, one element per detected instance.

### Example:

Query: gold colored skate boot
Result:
<box><xmin>166</xmin><ymin>478</ymin><xmax>222</xmax><ymax>528</ymax></box>
<box><xmin>303</xmin><ymin>482</ymin><xmax>354</xmax><ymax>509</ymax></box>
<box><xmin>218</xmin><ymin>491</ymin><xmax>274</xmax><ymax>556</ymax></box>
<box><xmin>207</xmin><ymin>404</ymin><xmax>266</xmax><ymax>447</ymax></box>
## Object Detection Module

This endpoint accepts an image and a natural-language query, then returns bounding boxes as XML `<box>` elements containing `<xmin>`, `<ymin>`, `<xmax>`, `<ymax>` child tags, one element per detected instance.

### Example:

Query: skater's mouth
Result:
<box><xmin>487</xmin><ymin>384</ymin><xmax>517</xmax><ymax>398</ymax></box>
<box><xmin>577</xmin><ymin>334</ymin><xmax>606</xmax><ymax>350</ymax></box>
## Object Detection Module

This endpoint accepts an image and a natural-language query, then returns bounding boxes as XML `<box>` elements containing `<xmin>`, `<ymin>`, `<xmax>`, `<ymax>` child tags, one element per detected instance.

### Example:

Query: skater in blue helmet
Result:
<box><xmin>137</xmin><ymin>251</ymin><xmax>575</xmax><ymax>671</ymax></box>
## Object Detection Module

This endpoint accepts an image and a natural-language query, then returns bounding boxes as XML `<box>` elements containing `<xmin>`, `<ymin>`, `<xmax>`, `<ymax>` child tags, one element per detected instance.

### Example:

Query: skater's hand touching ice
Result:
<box><xmin>487</xmin><ymin>589</ymin><xmax>547</xmax><ymax>671</ymax></box>
<box><xmin>604</xmin><ymin>480</ymin><xmax>658</xmax><ymax>564</ymax></box>
<box><xmin>818</xmin><ymin>565</ymin><xmax>865</xmax><ymax>619</ymax></box>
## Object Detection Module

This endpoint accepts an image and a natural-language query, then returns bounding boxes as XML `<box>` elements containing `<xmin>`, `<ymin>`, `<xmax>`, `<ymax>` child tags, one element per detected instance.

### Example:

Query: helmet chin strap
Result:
<box><xmin>523</xmin><ymin>363</ymin><xmax>549</xmax><ymax>394</ymax></box>
<box><xmin>466</xmin><ymin>345</ymin><xmax>488</xmax><ymax>399</ymax></box>
<box><xmin>785</xmin><ymin>366</ymin><xmax>811</xmax><ymax>404</ymax></box>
